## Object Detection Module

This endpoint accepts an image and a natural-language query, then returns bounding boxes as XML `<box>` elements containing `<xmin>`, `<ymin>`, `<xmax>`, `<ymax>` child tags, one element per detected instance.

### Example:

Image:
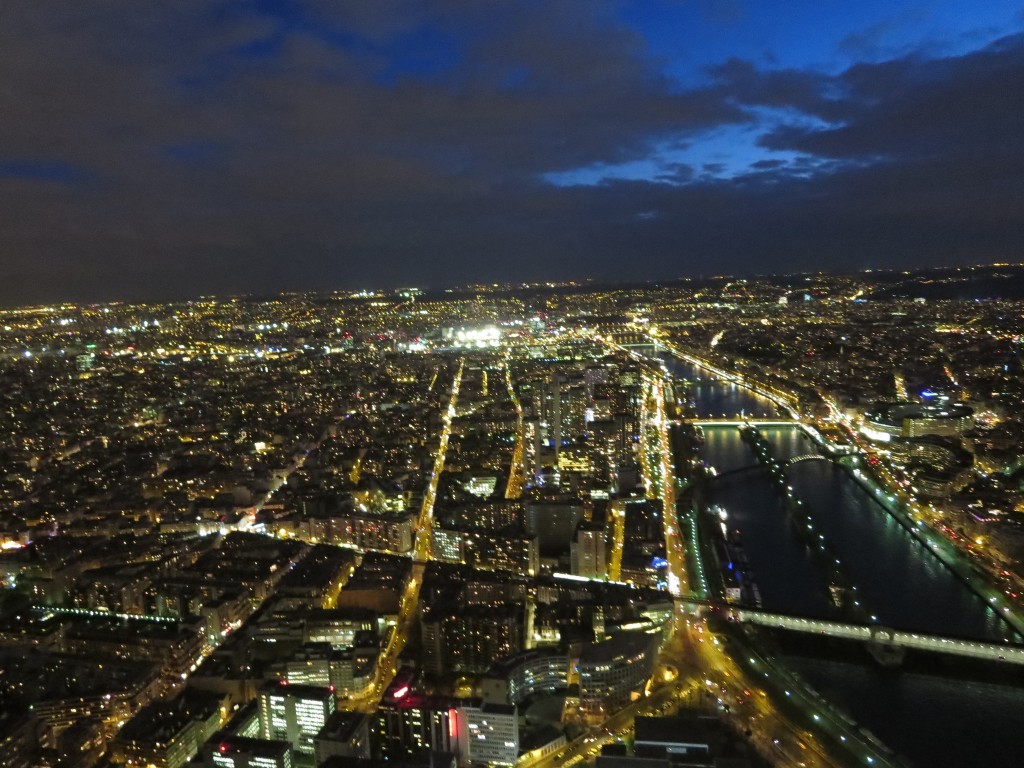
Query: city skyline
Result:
<box><xmin>2</xmin><ymin>269</ymin><xmax>1024</xmax><ymax>766</ymax></box>
<box><xmin>7</xmin><ymin>6</ymin><xmax>1024</xmax><ymax>760</ymax></box>
<box><xmin>3</xmin><ymin>1</ymin><xmax>1024</xmax><ymax>305</ymax></box>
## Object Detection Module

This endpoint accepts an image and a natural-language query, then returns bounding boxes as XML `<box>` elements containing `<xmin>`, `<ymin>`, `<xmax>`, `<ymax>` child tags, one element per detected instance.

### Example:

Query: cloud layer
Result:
<box><xmin>1</xmin><ymin>1</ymin><xmax>1023</xmax><ymax>303</ymax></box>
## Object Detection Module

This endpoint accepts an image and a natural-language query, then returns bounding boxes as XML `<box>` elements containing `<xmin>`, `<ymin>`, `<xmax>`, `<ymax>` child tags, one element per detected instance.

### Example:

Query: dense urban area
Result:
<box><xmin>2</xmin><ymin>263</ymin><xmax>1024</xmax><ymax>768</ymax></box>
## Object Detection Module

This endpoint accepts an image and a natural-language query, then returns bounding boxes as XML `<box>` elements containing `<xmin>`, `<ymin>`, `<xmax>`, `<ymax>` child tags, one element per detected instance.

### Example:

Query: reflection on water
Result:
<box><xmin>702</xmin><ymin>426</ymin><xmax>835</xmax><ymax>617</ymax></box>
<box><xmin>664</xmin><ymin>353</ymin><xmax>1024</xmax><ymax>767</ymax></box>
<box><xmin>679</xmin><ymin>366</ymin><xmax>777</xmax><ymax>419</ymax></box>
<box><xmin>786</xmin><ymin>657</ymin><xmax>1024</xmax><ymax>768</ymax></box>
<box><xmin>787</xmin><ymin>456</ymin><xmax>1016</xmax><ymax>641</ymax></box>
<box><xmin>669</xmin><ymin>355</ymin><xmax>1016</xmax><ymax>641</ymax></box>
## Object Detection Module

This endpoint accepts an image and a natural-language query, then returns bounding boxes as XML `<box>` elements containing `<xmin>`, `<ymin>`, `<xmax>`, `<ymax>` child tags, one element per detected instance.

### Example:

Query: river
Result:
<box><xmin>666</xmin><ymin>352</ymin><xmax>1024</xmax><ymax>767</ymax></box>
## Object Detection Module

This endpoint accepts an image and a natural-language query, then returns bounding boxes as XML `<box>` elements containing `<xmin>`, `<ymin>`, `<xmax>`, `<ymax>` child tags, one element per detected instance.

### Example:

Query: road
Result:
<box><xmin>346</xmin><ymin>359</ymin><xmax>464</xmax><ymax>712</ymax></box>
<box><xmin>521</xmin><ymin>675</ymin><xmax>705</xmax><ymax>768</ymax></box>
<box><xmin>607</xmin><ymin>501</ymin><xmax>625</xmax><ymax>582</ymax></box>
<box><xmin>504</xmin><ymin>359</ymin><xmax>526</xmax><ymax>499</ymax></box>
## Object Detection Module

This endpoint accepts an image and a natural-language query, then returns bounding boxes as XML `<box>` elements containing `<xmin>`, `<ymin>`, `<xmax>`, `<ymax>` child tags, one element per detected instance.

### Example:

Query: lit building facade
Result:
<box><xmin>480</xmin><ymin>650</ymin><xmax>569</xmax><ymax>705</ymax></box>
<box><xmin>571</xmin><ymin>522</ymin><xmax>607</xmax><ymax>579</ymax></box>
<box><xmin>861</xmin><ymin>402</ymin><xmax>973</xmax><ymax>442</ymax></box>
<box><xmin>373</xmin><ymin>680</ymin><xmax>520</xmax><ymax>767</ymax></box>
<box><xmin>463</xmin><ymin>703</ymin><xmax>519</xmax><ymax>767</ymax></box>
<box><xmin>257</xmin><ymin>681</ymin><xmax>335</xmax><ymax>755</ymax></box>
<box><xmin>577</xmin><ymin>631</ymin><xmax>657</xmax><ymax>720</ymax></box>
<box><xmin>202</xmin><ymin>734</ymin><xmax>293</xmax><ymax>768</ymax></box>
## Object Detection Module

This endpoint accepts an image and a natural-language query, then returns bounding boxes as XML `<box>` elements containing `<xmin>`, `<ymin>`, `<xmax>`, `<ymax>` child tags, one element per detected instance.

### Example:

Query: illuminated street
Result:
<box><xmin>353</xmin><ymin>360</ymin><xmax>464</xmax><ymax>711</ymax></box>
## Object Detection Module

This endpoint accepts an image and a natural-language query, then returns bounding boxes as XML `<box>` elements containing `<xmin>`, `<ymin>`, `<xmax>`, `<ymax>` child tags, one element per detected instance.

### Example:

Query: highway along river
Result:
<box><xmin>665</xmin><ymin>353</ymin><xmax>1024</xmax><ymax>767</ymax></box>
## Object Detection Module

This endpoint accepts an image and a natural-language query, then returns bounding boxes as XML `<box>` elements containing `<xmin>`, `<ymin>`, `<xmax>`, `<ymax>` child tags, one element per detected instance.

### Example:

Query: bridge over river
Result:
<box><xmin>709</xmin><ymin>452</ymin><xmax>829</xmax><ymax>480</ymax></box>
<box><xmin>674</xmin><ymin>597</ymin><xmax>1024</xmax><ymax>665</ymax></box>
<box><xmin>677</xmin><ymin>418</ymin><xmax>798</xmax><ymax>426</ymax></box>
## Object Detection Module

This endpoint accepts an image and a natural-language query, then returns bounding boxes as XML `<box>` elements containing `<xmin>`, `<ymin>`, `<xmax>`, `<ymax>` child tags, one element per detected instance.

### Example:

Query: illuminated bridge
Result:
<box><xmin>674</xmin><ymin>598</ymin><xmax>1024</xmax><ymax>664</ymax></box>
<box><xmin>681</xmin><ymin>418</ymin><xmax>799</xmax><ymax>426</ymax></box>
<box><xmin>710</xmin><ymin>452</ymin><xmax>829</xmax><ymax>480</ymax></box>
<box><xmin>735</xmin><ymin>610</ymin><xmax>1024</xmax><ymax>664</ymax></box>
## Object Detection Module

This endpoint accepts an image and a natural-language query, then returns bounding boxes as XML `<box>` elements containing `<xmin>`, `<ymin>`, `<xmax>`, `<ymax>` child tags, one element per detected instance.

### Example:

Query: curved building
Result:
<box><xmin>480</xmin><ymin>649</ymin><xmax>568</xmax><ymax>705</ymax></box>
<box><xmin>577</xmin><ymin>631</ymin><xmax>657</xmax><ymax>720</ymax></box>
<box><xmin>861</xmin><ymin>401</ymin><xmax>973</xmax><ymax>442</ymax></box>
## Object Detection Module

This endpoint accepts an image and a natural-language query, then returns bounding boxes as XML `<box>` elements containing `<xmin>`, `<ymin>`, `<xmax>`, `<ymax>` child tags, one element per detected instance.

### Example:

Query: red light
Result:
<box><xmin>280</xmin><ymin>679</ymin><xmax>288</xmax><ymax>686</ymax></box>
<box><xmin>328</xmin><ymin>685</ymin><xmax>335</xmax><ymax>692</ymax></box>
<box><xmin>393</xmin><ymin>685</ymin><xmax>409</xmax><ymax>699</ymax></box>
<box><xmin>218</xmin><ymin>743</ymin><xmax>229</xmax><ymax>754</ymax></box>
<box><xmin>449</xmin><ymin>708</ymin><xmax>458</xmax><ymax>741</ymax></box>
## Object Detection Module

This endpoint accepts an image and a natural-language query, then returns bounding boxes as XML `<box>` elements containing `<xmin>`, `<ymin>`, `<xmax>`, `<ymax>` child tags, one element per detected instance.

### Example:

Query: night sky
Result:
<box><xmin>3</xmin><ymin>1</ymin><xmax>1024</xmax><ymax>304</ymax></box>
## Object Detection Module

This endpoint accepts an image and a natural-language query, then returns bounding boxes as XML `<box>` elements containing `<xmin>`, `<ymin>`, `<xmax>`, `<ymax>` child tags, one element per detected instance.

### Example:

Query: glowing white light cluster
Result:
<box><xmin>859</xmin><ymin>424</ymin><xmax>892</xmax><ymax>443</ymax></box>
<box><xmin>454</xmin><ymin>326</ymin><xmax>501</xmax><ymax>348</ymax></box>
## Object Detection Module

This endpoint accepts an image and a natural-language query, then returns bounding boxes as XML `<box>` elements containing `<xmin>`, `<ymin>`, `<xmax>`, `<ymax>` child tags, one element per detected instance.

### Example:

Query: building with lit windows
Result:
<box><xmin>281</xmin><ymin>643</ymin><xmax>377</xmax><ymax>698</ymax></box>
<box><xmin>571</xmin><ymin>521</ymin><xmax>607</xmax><ymax>579</ymax></box>
<box><xmin>439</xmin><ymin>500</ymin><xmax>525</xmax><ymax>532</ymax></box>
<box><xmin>463</xmin><ymin>530</ymin><xmax>539</xmax><ymax>576</ymax></box>
<box><xmin>313</xmin><ymin>711</ymin><xmax>371</xmax><ymax>763</ymax></box>
<box><xmin>431</xmin><ymin>528</ymin><xmax>464</xmax><ymax>563</ymax></box>
<box><xmin>373</xmin><ymin>679</ymin><xmax>520</xmax><ymax>766</ymax></box>
<box><xmin>577</xmin><ymin>631</ymin><xmax>657</xmax><ymax>720</ymax></box>
<box><xmin>328</xmin><ymin>510</ymin><xmax>416</xmax><ymax>553</ymax></box>
<box><xmin>112</xmin><ymin>689</ymin><xmax>223</xmax><ymax>768</ymax></box>
<box><xmin>257</xmin><ymin>681</ymin><xmax>335</xmax><ymax>756</ymax></box>
<box><xmin>374</xmin><ymin>681</ymin><xmax>467</xmax><ymax>762</ymax></box>
<box><xmin>421</xmin><ymin>604</ymin><xmax>524</xmax><ymax>675</ymax></box>
<box><xmin>463</xmin><ymin>703</ymin><xmax>519</xmax><ymax>767</ymax></box>
<box><xmin>480</xmin><ymin>650</ymin><xmax>569</xmax><ymax>705</ymax></box>
<box><xmin>431</xmin><ymin>528</ymin><xmax>539</xmax><ymax>576</ymax></box>
<box><xmin>861</xmin><ymin>401</ymin><xmax>973</xmax><ymax>442</ymax></box>
<box><xmin>202</xmin><ymin>734</ymin><xmax>293</xmax><ymax>768</ymax></box>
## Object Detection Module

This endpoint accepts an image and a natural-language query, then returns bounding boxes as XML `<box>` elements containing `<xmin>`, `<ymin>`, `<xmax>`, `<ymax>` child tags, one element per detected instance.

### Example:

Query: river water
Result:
<box><xmin>667</xmin><ymin>353</ymin><xmax>1024</xmax><ymax>766</ymax></box>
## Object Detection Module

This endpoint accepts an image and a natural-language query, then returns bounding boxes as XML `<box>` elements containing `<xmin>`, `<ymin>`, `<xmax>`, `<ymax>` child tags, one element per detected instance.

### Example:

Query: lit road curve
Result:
<box><xmin>520</xmin><ymin>677</ymin><xmax>706</xmax><ymax>768</ymax></box>
<box><xmin>685</xmin><ymin>619</ymin><xmax>901</xmax><ymax>768</ymax></box>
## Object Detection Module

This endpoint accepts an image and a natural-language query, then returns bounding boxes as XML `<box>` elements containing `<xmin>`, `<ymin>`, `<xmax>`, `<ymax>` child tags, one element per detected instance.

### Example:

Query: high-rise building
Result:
<box><xmin>571</xmin><ymin>521</ymin><xmax>607</xmax><ymax>579</ymax></box>
<box><xmin>525</xmin><ymin>498</ymin><xmax>586</xmax><ymax>551</ymax></box>
<box><xmin>281</xmin><ymin>642</ymin><xmax>377</xmax><ymax>698</ymax></box>
<box><xmin>374</xmin><ymin>683</ymin><xmax>466</xmax><ymax>762</ymax></box>
<box><xmin>313</xmin><ymin>711</ymin><xmax>371</xmax><ymax>764</ymax></box>
<box><xmin>257</xmin><ymin>681</ymin><xmax>335</xmax><ymax>756</ymax></box>
<box><xmin>422</xmin><ymin>605</ymin><xmax>524</xmax><ymax>676</ymax></box>
<box><xmin>373</xmin><ymin>679</ymin><xmax>520</xmax><ymax>766</ymax></box>
<box><xmin>463</xmin><ymin>703</ymin><xmax>519</xmax><ymax>768</ymax></box>
<box><xmin>577</xmin><ymin>631</ymin><xmax>657</xmax><ymax>720</ymax></box>
<box><xmin>202</xmin><ymin>733</ymin><xmax>293</xmax><ymax>768</ymax></box>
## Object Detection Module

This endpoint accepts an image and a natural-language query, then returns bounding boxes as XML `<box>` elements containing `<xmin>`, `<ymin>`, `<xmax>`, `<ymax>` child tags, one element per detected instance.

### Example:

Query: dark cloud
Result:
<box><xmin>759</xmin><ymin>34</ymin><xmax>1024</xmax><ymax>164</ymax></box>
<box><xmin>1</xmin><ymin>2</ymin><xmax>1023</xmax><ymax>304</ymax></box>
<box><xmin>706</xmin><ymin>57</ymin><xmax>838</xmax><ymax>119</ymax></box>
<box><xmin>837</xmin><ymin>7</ymin><xmax>933</xmax><ymax>59</ymax></box>
<box><xmin>655</xmin><ymin>163</ymin><xmax>695</xmax><ymax>183</ymax></box>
